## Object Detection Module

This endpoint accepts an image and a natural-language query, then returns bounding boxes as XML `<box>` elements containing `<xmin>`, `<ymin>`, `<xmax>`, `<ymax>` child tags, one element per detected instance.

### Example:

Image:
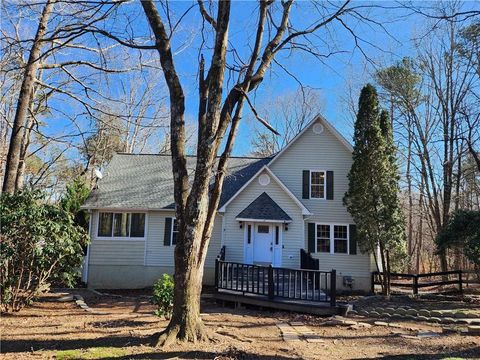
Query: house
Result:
<box><xmin>81</xmin><ymin>115</ymin><xmax>376</xmax><ymax>291</ymax></box>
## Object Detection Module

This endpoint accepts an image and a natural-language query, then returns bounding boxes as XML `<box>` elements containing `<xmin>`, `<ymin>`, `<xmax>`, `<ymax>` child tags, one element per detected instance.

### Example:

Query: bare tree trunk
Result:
<box><xmin>379</xmin><ymin>242</ymin><xmax>390</xmax><ymax>297</ymax></box>
<box><xmin>406</xmin><ymin>116</ymin><xmax>414</xmax><ymax>273</ymax></box>
<box><xmin>416</xmin><ymin>177</ymin><xmax>425</xmax><ymax>273</ymax></box>
<box><xmin>2</xmin><ymin>0</ymin><xmax>54</xmax><ymax>193</ymax></box>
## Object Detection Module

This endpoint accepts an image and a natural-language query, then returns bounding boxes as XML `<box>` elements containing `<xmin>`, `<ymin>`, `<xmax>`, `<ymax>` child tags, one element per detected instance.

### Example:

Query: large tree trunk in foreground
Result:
<box><xmin>157</xmin><ymin>229</ymin><xmax>206</xmax><ymax>345</ymax></box>
<box><xmin>2</xmin><ymin>0</ymin><xmax>54</xmax><ymax>193</ymax></box>
<box><xmin>139</xmin><ymin>0</ymin><xmax>353</xmax><ymax>346</ymax></box>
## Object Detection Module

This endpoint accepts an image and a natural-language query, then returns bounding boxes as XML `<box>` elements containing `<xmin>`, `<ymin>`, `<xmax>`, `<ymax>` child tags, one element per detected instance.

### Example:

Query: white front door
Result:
<box><xmin>253</xmin><ymin>224</ymin><xmax>273</xmax><ymax>264</ymax></box>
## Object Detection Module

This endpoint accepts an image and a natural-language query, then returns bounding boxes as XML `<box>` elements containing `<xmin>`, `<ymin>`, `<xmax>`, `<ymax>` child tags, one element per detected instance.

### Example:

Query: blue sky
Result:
<box><xmin>10</xmin><ymin>1</ymin><xmax>464</xmax><ymax>162</ymax></box>
<box><xmin>153</xmin><ymin>1</ymin><xmax>421</xmax><ymax>155</ymax></box>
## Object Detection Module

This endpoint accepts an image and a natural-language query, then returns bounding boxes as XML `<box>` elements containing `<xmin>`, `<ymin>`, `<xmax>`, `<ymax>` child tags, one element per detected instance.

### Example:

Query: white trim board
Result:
<box><xmin>236</xmin><ymin>218</ymin><xmax>292</xmax><ymax>223</ymax></box>
<box><xmin>218</xmin><ymin>166</ymin><xmax>312</xmax><ymax>216</ymax></box>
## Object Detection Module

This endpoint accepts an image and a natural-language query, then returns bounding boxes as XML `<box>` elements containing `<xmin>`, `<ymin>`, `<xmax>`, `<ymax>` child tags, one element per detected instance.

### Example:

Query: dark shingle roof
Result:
<box><xmin>236</xmin><ymin>192</ymin><xmax>292</xmax><ymax>222</ymax></box>
<box><xmin>82</xmin><ymin>154</ymin><xmax>271</xmax><ymax>210</ymax></box>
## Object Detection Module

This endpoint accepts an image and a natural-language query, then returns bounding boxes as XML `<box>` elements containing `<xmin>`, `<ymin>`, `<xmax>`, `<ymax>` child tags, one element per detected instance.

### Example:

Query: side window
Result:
<box><xmin>171</xmin><ymin>218</ymin><xmax>178</xmax><ymax>245</ymax></box>
<box><xmin>130</xmin><ymin>213</ymin><xmax>146</xmax><ymax>237</ymax></box>
<box><xmin>98</xmin><ymin>212</ymin><xmax>113</xmax><ymax>237</ymax></box>
<box><xmin>98</xmin><ymin>212</ymin><xmax>146</xmax><ymax>238</ymax></box>
<box><xmin>113</xmin><ymin>213</ymin><xmax>130</xmax><ymax>237</ymax></box>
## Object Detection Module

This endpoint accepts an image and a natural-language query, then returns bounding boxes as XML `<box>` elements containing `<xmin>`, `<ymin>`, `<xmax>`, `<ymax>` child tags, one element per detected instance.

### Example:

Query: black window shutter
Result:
<box><xmin>326</xmin><ymin>171</ymin><xmax>334</xmax><ymax>200</ymax></box>
<box><xmin>349</xmin><ymin>224</ymin><xmax>357</xmax><ymax>255</ymax></box>
<box><xmin>164</xmin><ymin>217</ymin><xmax>172</xmax><ymax>246</ymax></box>
<box><xmin>302</xmin><ymin>170</ymin><xmax>310</xmax><ymax>199</ymax></box>
<box><xmin>307</xmin><ymin>222</ymin><xmax>316</xmax><ymax>253</ymax></box>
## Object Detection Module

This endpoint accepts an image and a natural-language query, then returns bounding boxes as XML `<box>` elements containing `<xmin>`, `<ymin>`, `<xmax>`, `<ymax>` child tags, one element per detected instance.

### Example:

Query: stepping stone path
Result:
<box><xmin>276</xmin><ymin>323</ymin><xmax>300</xmax><ymax>342</ymax></box>
<box><xmin>276</xmin><ymin>322</ymin><xmax>324</xmax><ymax>343</ymax></box>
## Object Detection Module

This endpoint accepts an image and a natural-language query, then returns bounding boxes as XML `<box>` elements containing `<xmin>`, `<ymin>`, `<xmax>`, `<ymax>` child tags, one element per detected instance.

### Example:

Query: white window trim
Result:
<box><xmin>96</xmin><ymin>211</ymin><xmax>148</xmax><ymax>241</ymax></box>
<box><xmin>315</xmin><ymin>223</ymin><xmax>349</xmax><ymax>254</ymax></box>
<box><xmin>309</xmin><ymin>169</ymin><xmax>327</xmax><ymax>200</ymax></box>
<box><xmin>169</xmin><ymin>217</ymin><xmax>178</xmax><ymax>246</ymax></box>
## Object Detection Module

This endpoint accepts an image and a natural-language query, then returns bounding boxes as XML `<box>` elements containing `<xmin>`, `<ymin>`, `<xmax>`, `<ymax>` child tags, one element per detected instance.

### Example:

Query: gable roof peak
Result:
<box><xmin>268</xmin><ymin>114</ymin><xmax>353</xmax><ymax>165</ymax></box>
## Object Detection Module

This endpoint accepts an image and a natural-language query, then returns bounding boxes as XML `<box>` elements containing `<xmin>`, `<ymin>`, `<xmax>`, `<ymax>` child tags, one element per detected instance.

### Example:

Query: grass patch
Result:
<box><xmin>55</xmin><ymin>347</ymin><xmax>130</xmax><ymax>359</ymax></box>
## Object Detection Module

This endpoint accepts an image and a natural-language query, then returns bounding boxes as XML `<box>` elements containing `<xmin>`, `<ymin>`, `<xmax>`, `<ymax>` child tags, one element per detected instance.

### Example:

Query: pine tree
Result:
<box><xmin>344</xmin><ymin>84</ymin><xmax>406</xmax><ymax>296</ymax></box>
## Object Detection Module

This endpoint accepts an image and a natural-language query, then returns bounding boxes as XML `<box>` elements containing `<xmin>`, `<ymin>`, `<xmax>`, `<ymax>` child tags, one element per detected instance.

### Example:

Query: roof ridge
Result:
<box><xmin>114</xmin><ymin>152</ymin><xmax>271</xmax><ymax>160</ymax></box>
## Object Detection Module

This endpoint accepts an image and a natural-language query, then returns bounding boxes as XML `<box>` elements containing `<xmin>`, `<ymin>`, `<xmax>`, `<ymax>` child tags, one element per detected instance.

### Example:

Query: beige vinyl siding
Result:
<box><xmin>223</xmin><ymin>169</ymin><xmax>304</xmax><ymax>268</ymax></box>
<box><xmin>88</xmin><ymin>210</ymin><xmax>145</xmax><ymax>266</ymax></box>
<box><xmin>268</xmin><ymin>120</ymin><xmax>376</xmax><ymax>276</ymax></box>
<box><xmin>268</xmin><ymin>120</ymin><xmax>353</xmax><ymax>223</ymax></box>
<box><xmin>145</xmin><ymin>211</ymin><xmax>176</xmax><ymax>266</ymax></box>
<box><xmin>88</xmin><ymin>210</ymin><xmax>223</xmax><ymax>269</ymax></box>
<box><xmin>303</xmin><ymin>224</ymin><xmax>372</xmax><ymax>277</ymax></box>
<box><xmin>207</xmin><ymin>216</ymin><xmax>223</xmax><ymax>266</ymax></box>
<box><xmin>145</xmin><ymin>212</ymin><xmax>222</xmax><ymax>268</ymax></box>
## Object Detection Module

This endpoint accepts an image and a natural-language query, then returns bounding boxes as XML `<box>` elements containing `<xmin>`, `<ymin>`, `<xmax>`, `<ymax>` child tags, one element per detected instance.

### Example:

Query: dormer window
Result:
<box><xmin>310</xmin><ymin>171</ymin><xmax>326</xmax><ymax>199</ymax></box>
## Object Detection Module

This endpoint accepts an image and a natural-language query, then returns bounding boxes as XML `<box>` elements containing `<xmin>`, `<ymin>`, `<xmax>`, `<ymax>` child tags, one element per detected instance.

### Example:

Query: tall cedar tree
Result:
<box><xmin>344</xmin><ymin>84</ymin><xmax>406</xmax><ymax>296</ymax></box>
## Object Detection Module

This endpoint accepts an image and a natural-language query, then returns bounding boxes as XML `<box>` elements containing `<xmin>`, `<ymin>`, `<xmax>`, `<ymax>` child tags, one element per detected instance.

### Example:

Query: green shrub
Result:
<box><xmin>0</xmin><ymin>191</ymin><xmax>89</xmax><ymax>312</ymax></box>
<box><xmin>152</xmin><ymin>274</ymin><xmax>174</xmax><ymax>318</ymax></box>
<box><xmin>60</xmin><ymin>177</ymin><xmax>91</xmax><ymax>231</ymax></box>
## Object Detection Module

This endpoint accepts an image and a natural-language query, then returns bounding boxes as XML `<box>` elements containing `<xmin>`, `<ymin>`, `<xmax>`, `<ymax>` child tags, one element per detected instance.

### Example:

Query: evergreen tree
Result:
<box><xmin>344</xmin><ymin>84</ymin><xmax>406</xmax><ymax>296</ymax></box>
<box><xmin>60</xmin><ymin>177</ymin><xmax>91</xmax><ymax>231</ymax></box>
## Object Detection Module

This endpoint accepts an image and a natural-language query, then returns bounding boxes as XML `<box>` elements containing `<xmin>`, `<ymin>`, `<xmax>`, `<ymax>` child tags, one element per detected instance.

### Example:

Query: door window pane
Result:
<box><xmin>130</xmin><ymin>213</ymin><xmax>145</xmax><ymax>237</ymax></box>
<box><xmin>257</xmin><ymin>225</ymin><xmax>270</xmax><ymax>233</ymax></box>
<box><xmin>98</xmin><ymin>212</ymin><xmax>113</xmax><ymax>237</ymax></box>
<box><xmin>113</xmin><ymin>213</ymin><xmax>130</xmax><ymax>237</ymax></box>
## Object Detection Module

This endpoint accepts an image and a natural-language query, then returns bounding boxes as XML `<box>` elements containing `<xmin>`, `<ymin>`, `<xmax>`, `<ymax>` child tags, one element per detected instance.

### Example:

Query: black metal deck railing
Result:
<box><xmin>215</xmin><ymin>259</ymin><xmax>336</xmax><ymax>306</ymax></box>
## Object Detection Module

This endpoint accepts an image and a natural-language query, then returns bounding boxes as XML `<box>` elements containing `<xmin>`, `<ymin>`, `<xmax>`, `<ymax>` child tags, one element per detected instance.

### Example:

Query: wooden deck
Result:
<box><xmin>214</xmin><ymin>259</ymin><xmax>340</xmax><ymax>316</ymax></box>
<box><xmin>214</xmin><ymin>289</ymin><xmax>340</xmax><ymax>316</ymax></box>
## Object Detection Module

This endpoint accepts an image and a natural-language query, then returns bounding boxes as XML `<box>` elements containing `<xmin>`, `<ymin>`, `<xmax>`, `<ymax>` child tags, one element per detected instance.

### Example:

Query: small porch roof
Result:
<box><xmin>236</xmin><ymin>192</ymin><xmax>292</xmax><ymax>223</ymax></box>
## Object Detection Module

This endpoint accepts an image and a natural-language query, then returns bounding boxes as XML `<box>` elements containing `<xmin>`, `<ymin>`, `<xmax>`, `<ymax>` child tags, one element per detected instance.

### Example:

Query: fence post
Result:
<box><xmin>268</xmin><ymin>265</ymin><xmax>274</xmax><ymax>299</ymax></box>
<box><xmin>413</xmin><ymin>275</ymin><xmax>418</xmax><ymax>295</ymax></box>
<box><xmin>214</xmin><ymin>258</ymin><xmax>219</xmax><ymax>291</ymax></box>
<box><xmin>371</xmin><ymin>272</ymin><xmax>376</xmax><ymax>294</ymax></box>
<box><xmin>458</xmin><ymin>270</ymin><xmax>463</xmax><ymax>294</ymax></box>
<box><xmin>330</xmin><ymin>269</ymin><xmax>337</xmax><ymax>307</ymax></box>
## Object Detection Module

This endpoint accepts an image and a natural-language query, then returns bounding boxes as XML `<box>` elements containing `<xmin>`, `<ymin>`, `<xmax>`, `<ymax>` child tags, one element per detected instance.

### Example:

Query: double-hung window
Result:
<box><xmin>316</xmin><ymin>224</ymin><xmax>348</xmax><ymax>254</ymax></box>
<box><xmin>333</xmin><ymin>225</ymin><xmax>348</xmax><ymax>253</ymax></box>
<box><xmin>98</xmin><ymin>212</ymin><xmax>146</xmax><ymax>238</ymax></box>
<box><xmin>316</xmin><ymin>224</ymin><xmax>330</xmax><ymax>253</ymax></box>
<box><xmin>310</xmin><ymin>171</ymin><xmax>326</xmax><ymax>199</ymax></box>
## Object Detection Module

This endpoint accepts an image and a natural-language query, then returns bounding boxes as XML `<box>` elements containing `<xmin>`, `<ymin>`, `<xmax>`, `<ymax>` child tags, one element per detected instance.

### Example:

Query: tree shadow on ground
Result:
<box><xmin>89</xmin><ymin>319</ymin><xmax>155</xmax><ymax>328</ymax></box>
<box><xmin>351</xmin><ymin>345</ymin><xmax>480</xmax><ymax>360</ymax></box>
<box><xmin>1</xmin><ymin>335</ymin><xmax>150</xmax><ymax>353</ymax></box>
<box><xmin>102</xmin><ymin>350</ymin><xmax>302</xmax><ymax>360</ymax></box>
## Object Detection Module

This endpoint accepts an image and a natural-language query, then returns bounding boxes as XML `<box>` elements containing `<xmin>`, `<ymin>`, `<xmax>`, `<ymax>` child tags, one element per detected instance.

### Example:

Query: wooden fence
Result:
<box><xmin>371</xmin><ymin>270</ymin><xmax>477</xmax><ymax>295</ymax></box>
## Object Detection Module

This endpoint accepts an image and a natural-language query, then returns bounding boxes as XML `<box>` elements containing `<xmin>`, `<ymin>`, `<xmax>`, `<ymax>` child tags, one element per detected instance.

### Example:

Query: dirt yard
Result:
<box><xmin>1</xmin><ymin>290</ymin><xmax>479</xmax><ymax>360</ymax></box>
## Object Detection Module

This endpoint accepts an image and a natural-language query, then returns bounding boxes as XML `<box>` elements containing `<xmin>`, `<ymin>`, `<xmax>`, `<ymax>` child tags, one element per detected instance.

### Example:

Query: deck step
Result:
<box><xmin>214</xmin><ymin>290</ymin><xmax>339</xmax><ymax>316</ymax></box>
